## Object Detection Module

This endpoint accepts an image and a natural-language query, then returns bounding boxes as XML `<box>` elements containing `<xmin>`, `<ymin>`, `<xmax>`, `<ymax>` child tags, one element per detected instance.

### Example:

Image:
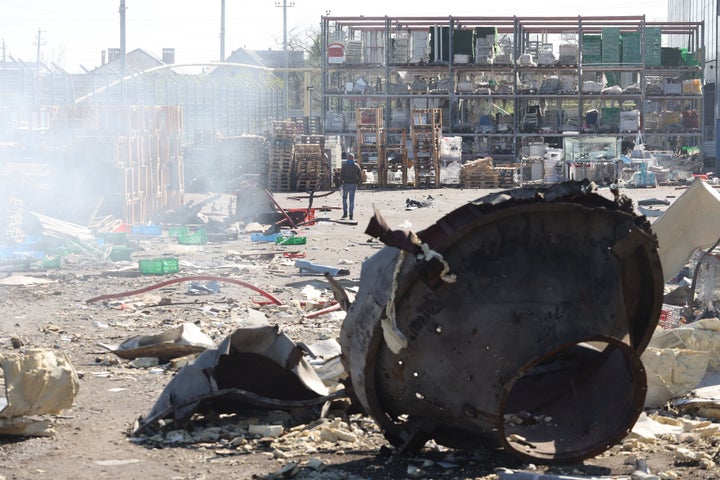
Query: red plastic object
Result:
<box><xmin>287</xmin><ymin>208</ymin><xmax>316</xmax><ymax>225</ymax></box>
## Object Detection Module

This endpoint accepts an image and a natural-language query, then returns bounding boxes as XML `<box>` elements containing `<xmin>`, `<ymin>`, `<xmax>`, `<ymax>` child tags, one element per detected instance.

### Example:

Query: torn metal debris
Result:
<box><xmin>135</xmin><ymin>317</ymin><xmax>344</xmax><ymax>435</ymax></box>
<box><xmin>98</xmin><ymin>322</ymin><xmax>215</xmax><ymax>363</ymax></box>
<box><xmin>340</xmin><ymin>180</ymin><xmax>664</xmax><ymax>464</ymax></box>
<box><xmin>295</xmin><ymin>259</ymin><xmax>350</xmax><ymax>276</ymax></box>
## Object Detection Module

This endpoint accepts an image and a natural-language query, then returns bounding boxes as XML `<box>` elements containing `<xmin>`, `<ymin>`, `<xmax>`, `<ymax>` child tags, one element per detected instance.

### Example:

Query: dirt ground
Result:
<box><xmin>0</xmin><ymin>184</ymin><xmax>718</xmax><ymax>480</ymax></box>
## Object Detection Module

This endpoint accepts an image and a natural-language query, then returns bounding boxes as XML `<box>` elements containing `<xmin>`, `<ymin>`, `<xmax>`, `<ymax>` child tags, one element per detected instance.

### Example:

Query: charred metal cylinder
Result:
<box><xmin>340</xmin><ymin>181</ymin><xmax>663</xmax><ymax>464</ymax></box>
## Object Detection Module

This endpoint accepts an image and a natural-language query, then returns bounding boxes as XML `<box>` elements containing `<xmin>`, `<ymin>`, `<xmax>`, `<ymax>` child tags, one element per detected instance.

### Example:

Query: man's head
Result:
<box><xmin>347</xmin><ymin>153</ymin><xmax>355</xmax><ymax>163</ymax></box>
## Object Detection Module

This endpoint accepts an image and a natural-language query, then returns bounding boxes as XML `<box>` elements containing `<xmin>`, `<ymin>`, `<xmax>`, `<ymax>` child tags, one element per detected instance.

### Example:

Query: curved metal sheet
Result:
<box><xmin>341</xmin><ymin>181</ymin><xmax>663</xmax><ymax>464</ymax></box>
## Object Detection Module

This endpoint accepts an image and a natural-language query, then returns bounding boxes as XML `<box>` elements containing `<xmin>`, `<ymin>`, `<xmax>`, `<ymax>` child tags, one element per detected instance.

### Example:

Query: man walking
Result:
<box><xmin>340</xmin><ymin>153</ymin><xmax>362</xmax><ymax>220</ymax></box>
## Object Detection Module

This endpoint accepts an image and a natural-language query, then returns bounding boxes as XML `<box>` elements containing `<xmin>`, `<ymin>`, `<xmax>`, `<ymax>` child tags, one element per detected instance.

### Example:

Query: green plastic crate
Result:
<box><xmin>601</xmin><ymin>28</ymin><xmax>621</xmax><ymax>64</ymax></box>
<box><xmin>600</xmin><ymin>107</ymin><xmax>620</xmax><ymax>127</ymax></box>
<box><xmin>42</xmin><ymin>256</ymin><xmax>62</xmax><ymax>269</ymax></box>
<box><xmin>275</xmin><ymin>235</ymin><xmax>307</xmax><ymax>245</ymax></box>
<box><xmin>168</xmin><ymin>226</ymin><xmax>189</xmax><ymax>237</ymax></box>
<box><xmin>138</xmin><ymin>258</ymin><xmax>179</xmax><ymax>275</ymax></box>
<box><xmin>110</xmin><ymin>246</ymin><xmax>133</xmax><ymax>262</ymax></box>
<box><xmin>582</xmin><ymin>35</ymin><xmax>602</xmax><ymax>64</ymax></box>
<box><xmin>622</xmin><ymin>33</ymin><xmax>641</xmax><ymax>64</ymax></box>
<box><xmin>178</xmin><ymin>229</ymin><xmax>207</xmax><ymax>245</ymax></box>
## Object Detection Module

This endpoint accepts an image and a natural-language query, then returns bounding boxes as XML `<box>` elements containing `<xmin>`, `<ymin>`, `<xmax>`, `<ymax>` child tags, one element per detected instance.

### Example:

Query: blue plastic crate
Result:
<box><xmin>250</xmin><ymin>232</ymin><xmax>280</xmax><ymax>242</ymax></box>
<box><xmin>131</xmin><ymin>224</ymin><xmax>163</xmax><ymax>235</ymax></box>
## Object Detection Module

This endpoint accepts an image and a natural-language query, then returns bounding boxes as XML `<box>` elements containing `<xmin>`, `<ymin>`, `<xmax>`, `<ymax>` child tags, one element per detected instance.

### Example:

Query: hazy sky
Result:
<box><xmin>2</xmin><ymin>0</ymin><xmax>668</xmax><ymax>73</ymax></box>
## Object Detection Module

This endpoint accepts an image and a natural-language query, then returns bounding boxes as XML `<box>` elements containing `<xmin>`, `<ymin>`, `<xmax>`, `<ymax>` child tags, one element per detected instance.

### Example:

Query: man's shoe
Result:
<box><xmin>341</xmin><ymin>214</ymin><xmax>347</xmax><ymax>219</ymax></box>
<box><xmin>349</xmin><ymin>215</ymin><xmax>353</xmax><ymax>220</ymax></box>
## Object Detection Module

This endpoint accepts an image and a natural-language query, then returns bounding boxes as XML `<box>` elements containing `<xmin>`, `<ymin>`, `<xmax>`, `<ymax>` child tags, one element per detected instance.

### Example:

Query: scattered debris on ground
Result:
<box><xmin>7</xmin><ymin>183</ymin><xmax>720</xmax><ymax>478</ymax></box>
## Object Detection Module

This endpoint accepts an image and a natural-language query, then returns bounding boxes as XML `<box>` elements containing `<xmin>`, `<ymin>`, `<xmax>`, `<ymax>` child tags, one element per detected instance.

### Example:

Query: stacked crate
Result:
<box><xmin>292</xmin><ymin>116</ymin><xmax>321</xmax><ymax>135</ymax></box>
<box><xmin>345</xmin><ymin>40</ymin><xmax>363</xmax><ymax>64</ymax></box>
<box><xmin>496</xmin><ymin>166</ymin><xmax>518</xmax><ymax>188</ymax></box>
<box><xmin>391</xmin><ymin>33</ymin><xmax>411</xmax><ymax>64</ymax></box>
<box><xmin>582</xmin><ymin>35</ymin><xmax>602</xmax><ymax>64</ymax></box>
<box><xmin>600</xmin><ymin>107</ymin><xmax>620</xmax><ymax>131</ymax></box>
<box><xmin>294</xmin><ymin>142</ymin><xmax>329</xmax><ymax>192</ymax></box>
<box><xmin>622</xmin><ymin>32</ymin><xmax>641</xmax><ymax>64</ymax></box>
<box><xmin>645</xmin><ymin>27</ymin><xmax>662</xmax><ymax>67</ymax></box>
<box><xmin>558</xmin><ymin>44</ymin><xmax>578</xmax><ymax>65</ymax></box>
<box><xmin>475</xmin><ymin>27</ymin><xmax>498</xmax><ymax>65</ymax></box>
<box><xmin>267</xmin><ymin>121</ymin><xmax>297</xmax><ymax>191</ymax></box>
<box><xmin>356</xmin><ymin>108</ymin><xmax>384</xmax><ymax>185</ymax></box>
<box><xmin>601</xmin><ymin>28</ymin><xmax>621</xmax><ymax>64</ymax></box>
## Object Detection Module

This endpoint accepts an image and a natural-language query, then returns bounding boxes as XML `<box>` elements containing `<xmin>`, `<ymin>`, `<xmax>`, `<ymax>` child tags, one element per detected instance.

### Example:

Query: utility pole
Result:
<box><xmin>1</xmin><ymin>39</ymin><xmax>6</xmax><ymax>64</ymax></box>
<box><xmin>34</xmin><ymin>28</ymin><xmax>46</xmax><ymax>67</ymax></box>
<box><xmin>716</xmin><ymin>4</ymin><xmax>720</xmax><ymax>172</ymax></box>
<box><xmin>275</xmin><ymin>0</ymin><xmax>295</xmax><ymax>119</ymax></box>
<box><xmin>220</xmin><ymin>0</ymin><xmax>226</xmax><ymax>61</ymax></box>
<box><xmin>119</xmin><ymin>0</ymin><xmax>127</xmax><ymax>72</ymax></box>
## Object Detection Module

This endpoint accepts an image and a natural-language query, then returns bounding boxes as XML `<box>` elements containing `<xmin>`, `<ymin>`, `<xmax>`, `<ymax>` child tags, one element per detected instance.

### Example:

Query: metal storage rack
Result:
<box><xmin>411</xmin><ymin>108</ymin><xmax>442</xmax><ymax>187</ymax></box>
<box><xmin>383</xmin><ymin>127</ymin><xmax>409</xmax><ymax>186</ymax></box>
<box><xmin>319</xmin><ymin>15</ymin><xmax>705</xmax><ymax>167</ymax></box>
<box><xmin>355</xmin><ymin>107</ymin><xmax>384</xmax><ymax>185</ymax></box>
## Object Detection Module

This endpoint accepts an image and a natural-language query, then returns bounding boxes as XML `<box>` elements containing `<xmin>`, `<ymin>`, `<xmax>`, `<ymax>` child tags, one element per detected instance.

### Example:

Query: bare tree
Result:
<box><xmin>274</xmin><ymin>25</ymin><xmax>321</xmax><ymax>113</ymax></box>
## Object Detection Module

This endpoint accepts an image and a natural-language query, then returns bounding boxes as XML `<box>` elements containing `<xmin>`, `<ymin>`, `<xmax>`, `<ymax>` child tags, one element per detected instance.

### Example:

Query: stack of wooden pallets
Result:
<box><xmin>495</xmin><ymin>166</ymin><xmax>519</xmax><ymax>188</ymax></box>
<box><xmin>459</xmin><ymin>157</ymin><xmax>498</xmax><ymax>188</ymax></box>
<box><xmin>294</xmin><ymin>143</ymin><xmax>329</xmax><ymax>192</ymax></box>
<box><xmin>267</xmin><ymin>121</ymin><xmax>297</xmax><ymax>191</ymax></box>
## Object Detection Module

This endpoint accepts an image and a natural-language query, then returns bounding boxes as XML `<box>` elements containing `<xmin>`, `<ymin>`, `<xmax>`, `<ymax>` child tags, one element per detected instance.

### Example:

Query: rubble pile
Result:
<box><xmin>8</xmin><ymin>182</ymin><xmax>720</xmax><ymax>478</ymax></box>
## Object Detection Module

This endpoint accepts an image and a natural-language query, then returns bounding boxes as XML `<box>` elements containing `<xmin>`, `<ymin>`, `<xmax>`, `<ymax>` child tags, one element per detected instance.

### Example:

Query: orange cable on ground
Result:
<box><xmin>85</xmin><ymin>275</ymin><xmax>282</xmax><ymax>305</ymax></box>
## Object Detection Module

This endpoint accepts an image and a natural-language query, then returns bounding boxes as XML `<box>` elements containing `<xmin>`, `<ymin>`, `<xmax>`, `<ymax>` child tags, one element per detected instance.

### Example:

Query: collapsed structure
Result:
<box><xmin>340</xmin><ymin>180</ymin><xmax>664</xmax><ymax>464</ymax></box>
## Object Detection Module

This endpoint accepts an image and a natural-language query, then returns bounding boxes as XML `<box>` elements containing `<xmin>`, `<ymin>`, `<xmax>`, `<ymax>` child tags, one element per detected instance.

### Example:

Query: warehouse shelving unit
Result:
<box><xmin>383</xmin><ymin>127</ymin><xmax>409</xmax><ymax>185</ymax></box>
<box><xmin>411</xmin><ymin>108</ymin><xmax>442</xmax><ymax>187</ymax></box>
<box><xmin>355</xmin><ymin>107</ymin><xmax>384</xmax><ymax>185</ymax></box>
<box><xmin>319</xmin><ymin>15</ymin><xmax>705</xmax><ymax>164</ymax></box>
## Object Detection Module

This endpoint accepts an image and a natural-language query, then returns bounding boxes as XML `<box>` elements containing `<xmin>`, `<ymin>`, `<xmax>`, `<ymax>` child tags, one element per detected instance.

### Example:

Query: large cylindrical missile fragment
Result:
<box><xmin>340</xmin><ymin>181</ymin><xmax>663</xmax><ymax>464</ymax></box>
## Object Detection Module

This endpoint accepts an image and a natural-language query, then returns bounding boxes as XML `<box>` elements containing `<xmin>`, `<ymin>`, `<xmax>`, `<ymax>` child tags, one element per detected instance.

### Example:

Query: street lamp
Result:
<box><xmin>275</xmin><ymin>0</ymin><xmax>295</xmax><ymax>119</ymax></box>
